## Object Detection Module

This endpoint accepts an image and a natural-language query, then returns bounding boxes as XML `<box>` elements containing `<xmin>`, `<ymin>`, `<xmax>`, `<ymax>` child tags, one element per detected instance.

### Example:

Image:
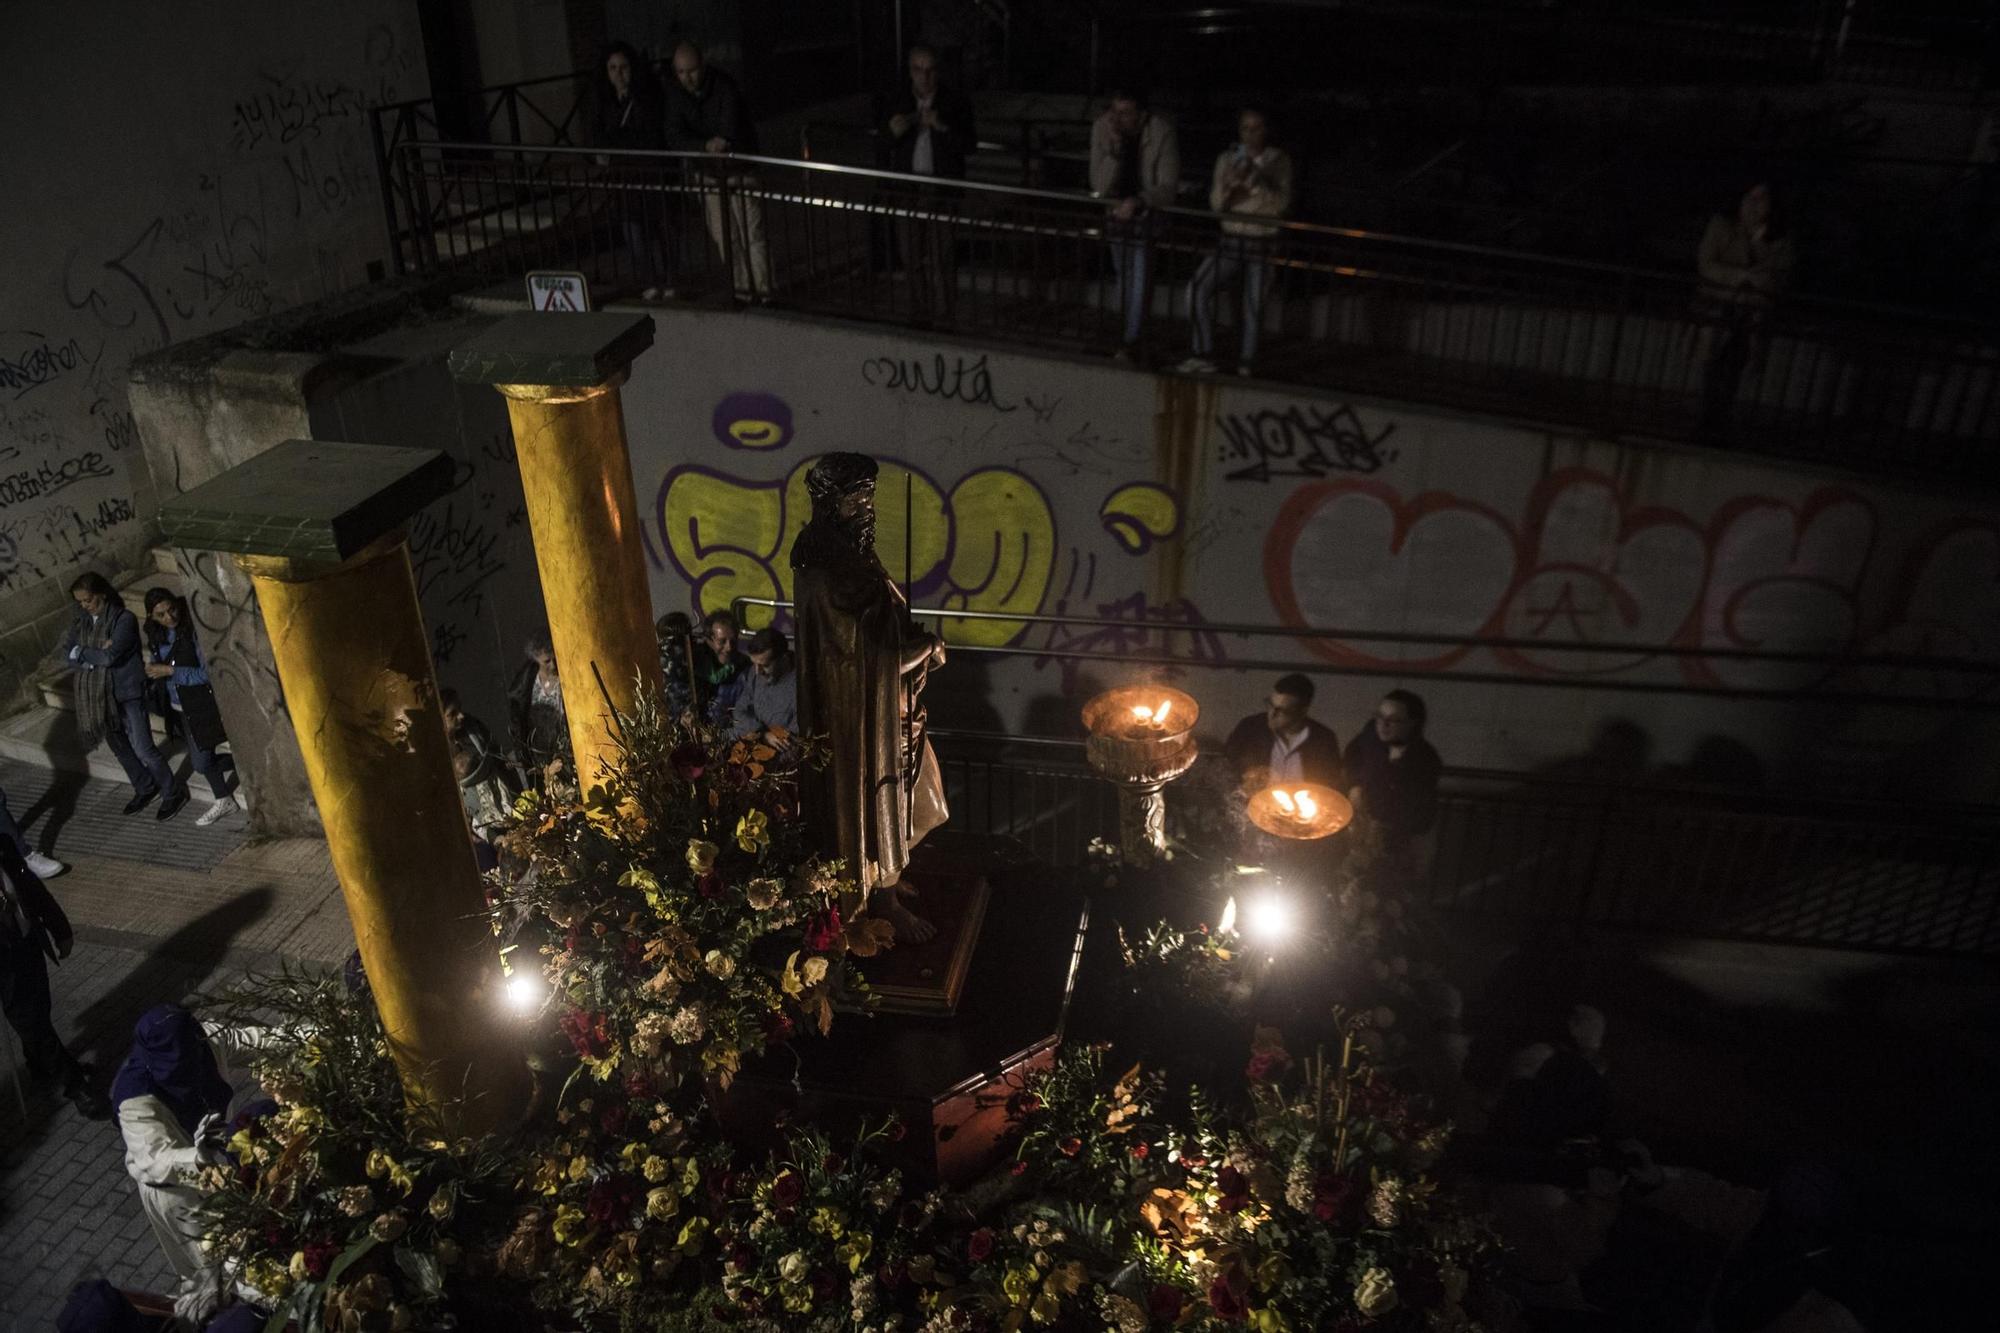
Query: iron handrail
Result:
<box><xmin>723</xmin><ymin>597</ymin><xmax>2000</xmax><ymax>676</ymax></box>
<box><xmin>924</xmin><ymin>726</ymin><xmax>2000</xmax><ymax>822</ymax></box>
<box><xmin>391</xmin><ymin>138</ymin><xmax>2000</xmax><ymax>333</ymax></box>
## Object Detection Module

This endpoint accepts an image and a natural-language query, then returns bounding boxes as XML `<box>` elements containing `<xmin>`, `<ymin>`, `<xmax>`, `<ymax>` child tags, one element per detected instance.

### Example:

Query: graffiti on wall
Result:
<box><xmin>1263</xmin><ymin>467</ymin><xmax>1902</xmax><ymax>689</ymax></box>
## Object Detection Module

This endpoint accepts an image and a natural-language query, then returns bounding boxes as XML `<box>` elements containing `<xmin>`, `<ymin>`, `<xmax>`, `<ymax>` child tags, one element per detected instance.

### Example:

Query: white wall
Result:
<box><xmin>0</xmin><ymin>0</ymin><xmax>427</xmax><ymax>698</ymax></box>
<box><xmin>616</xmin><ymin>306</ymin><xmax>2000</xmax><ymax>801</ymax></box>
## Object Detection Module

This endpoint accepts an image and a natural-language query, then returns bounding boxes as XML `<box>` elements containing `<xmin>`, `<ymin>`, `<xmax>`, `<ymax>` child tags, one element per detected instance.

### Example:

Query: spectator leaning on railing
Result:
<box><xmin>667</xmin><ymin>40</ymin><xmax>771</xmax><ymax>299</ymax></box>
<box><xmin>1180</xmin><ymin>107</ymin><xmax>1293</xmax><ymax>377</ymax></box>
<box><xmin>1089</xmin><ymin>90</ymin><xmax>1181</xmax><ymax>359</ymax></box>
<box><xmin>1694</xmin><ymin>180</ymin><xmax>1795</xmax><ymax>432</ymax></box>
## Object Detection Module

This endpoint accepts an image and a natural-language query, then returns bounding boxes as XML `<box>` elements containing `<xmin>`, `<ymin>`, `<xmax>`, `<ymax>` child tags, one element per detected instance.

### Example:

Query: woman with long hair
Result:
<box><xmin>594</xmin><ymin>39</ymin><xmax>674</xmax><ymax>299</ymax></box>
<box><xmin>142</xmin><ymin>588</ymin><xmax>243</xmax><ymax>827</ymax></box>
<box><xmin>60</xmin><ymin>572</ymin><xmax>184</xmax><ymax>819</ymax></box>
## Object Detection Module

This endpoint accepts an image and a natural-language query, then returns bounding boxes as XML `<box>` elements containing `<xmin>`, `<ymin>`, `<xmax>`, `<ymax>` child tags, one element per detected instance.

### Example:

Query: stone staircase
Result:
<box><xmin>0</xmin><ymin>547</ymin><xmax>229</xmax><ymax>797</ymax></box>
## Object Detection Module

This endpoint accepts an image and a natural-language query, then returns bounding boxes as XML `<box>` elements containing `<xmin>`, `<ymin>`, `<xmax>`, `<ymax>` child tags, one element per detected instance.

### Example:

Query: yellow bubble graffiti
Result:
<box><xmin>658</xmin><ymin>458</ymin><xmax>1055</xmax><ymax>646</ymax></box>
<box><xmin>728</xmin><ymin>419</ymin><xmax>788</xmax><ymax>448</ymax></box>
<box><xmin>1099</xmin><ymin>483</ymin><xmax>1181</xmax><ymax>554</ymax></box>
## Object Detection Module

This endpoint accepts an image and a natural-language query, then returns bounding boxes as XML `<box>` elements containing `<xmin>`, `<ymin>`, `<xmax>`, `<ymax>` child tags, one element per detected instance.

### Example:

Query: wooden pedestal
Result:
<box><xmin>718</xmin><ymin>832</ymin><xmax>1086</xmax><ymax>1185</ymax></box>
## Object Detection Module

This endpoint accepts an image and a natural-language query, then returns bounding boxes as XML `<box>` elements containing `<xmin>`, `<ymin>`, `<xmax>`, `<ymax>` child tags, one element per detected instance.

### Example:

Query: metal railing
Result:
<box><xmin>927</xmin><ymin>731</ymin><xmax>2000</xmax><ymax>957</ymax></box>
<box><xmin>387</xmin><ymin>140</ymin><xmax>2000</xmax><ymax>482</ymax></box>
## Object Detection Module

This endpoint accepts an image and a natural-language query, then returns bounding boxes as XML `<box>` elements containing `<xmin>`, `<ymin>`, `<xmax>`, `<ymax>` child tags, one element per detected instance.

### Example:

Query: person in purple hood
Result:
<box><xmin>113</xmin><ymin>1004</ymin><xmax>268</xmax><ymax>1326</ymax></box>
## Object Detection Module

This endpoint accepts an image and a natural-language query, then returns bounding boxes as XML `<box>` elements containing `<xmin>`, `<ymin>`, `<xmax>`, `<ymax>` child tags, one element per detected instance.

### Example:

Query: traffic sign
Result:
<box><xmin>526</xmin><ymin>270</ymin><xmax>590</xmax><ymax>312</ymax></box>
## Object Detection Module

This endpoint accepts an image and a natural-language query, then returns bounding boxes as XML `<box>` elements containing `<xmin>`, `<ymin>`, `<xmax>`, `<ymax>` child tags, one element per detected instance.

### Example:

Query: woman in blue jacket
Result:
<box><xmin>60</xmin><ymin>572</ymin><xmax>185</xmax><ymax>820</ymax></box>
<box><xmin>144</xmin><ymin>588</ymin><xmax>243</xmax><ymax>827</ymax></box>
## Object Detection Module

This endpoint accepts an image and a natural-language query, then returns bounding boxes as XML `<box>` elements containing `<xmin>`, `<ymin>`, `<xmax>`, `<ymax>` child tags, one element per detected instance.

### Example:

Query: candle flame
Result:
<box><xmin>1271</xmin><ymin>789</ymin><xmax>1295</xmax><ymax>814</ymax></box>
<box><xmin>1154</xmin><ymin>699</ymin><xmax>1173</xmax><ymax>725</ymax></box>
<box><xmin>1131</xmin><ymin>704</ymin><xmax>1153</xmax><ymax>722</ymax></box>
<box><xmin>1294</xmin><ymin>790</ymin><xmax>1319</xmax><ymax>821</ymax></box>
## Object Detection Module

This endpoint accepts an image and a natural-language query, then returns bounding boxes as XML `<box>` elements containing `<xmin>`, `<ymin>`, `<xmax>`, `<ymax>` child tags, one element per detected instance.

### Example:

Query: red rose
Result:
<box><xmin>1147</xmin><ymin>1284</ymin><xmax>1186</xmax><ymax>1321</ymax></box>
<box><xmin>1131</xmin><ymin>1142</ymin><xmax>1151</xmax><ymax>1160</ymax></box>
<box><xmin>669</xmin><ymin>743</ymin><xmax>708</xmax><ymax>781</ymax></box>
<box><xmin>1215</xmin><ymin>1165</ymin><xmax>1251</xmax><ymax>1214</ymax></box>
<box><xmin>697</xmin><ymin>870</ymin><xmax>723</xmax><ymax>899</ymax></box>
<box><xmin>1058</xmin><ymin>1136</ymin><xmax>1083</xmax><ymax>1158</ymax></box>
<box><xmin>731</xmin><ymin>1246</ymin><xmax>756</xmax><ymax>1273</ymax></box>
<box><xmin>303</xmin><ymin>1238</ymin><xmax>340</xmax><ymax>1280</ymax></box>
<box><xmin>599</xmin><ymin>1102</ymin><xmax>629</xmax><ymax>1136</ymax></box>
<box><xmin>809</xmin><ymin>1268</ymin><xmax>839</xmax><ymax>1302</ymax></box>
<box><xmin>1245</xmin><ymin>1049</ymin><xmax>1293</xmax><ymax>1084</ymax></box>
<box><xmin>622</xmin><ymin>1070</ymin><xmax>654</xmax><ymax>1100</ymax></box>
<box><xmin>762</xmin><ymin>1012</ymin><xmax>795</xmax><ymax>1046</ymax></box>
<box><xmin>585</xmin><ymin>1174</ymin><xmax>641</xmax><ymax>1229</ymax></box>
<box><xmin>1208</xmin><ymin>1268</ymin><xmax>1249</xmax><ymax>1321</ymax></box>
<box><xmin>1312</xmin><ymin>1171</ymin><xmax>1356</xmax><ymax>1223</ymax></box>
<box><xmin>559</xmin><ymin>1010</ymin><xmax>612</xmax><ymax>1060</ymax></box>
<box><xmin>804</xmin><ymin>908</ymin><xmax>844</xmax><ymax>952</ymax></box>
<box><xmin>966</xmin><ymin>1227</ymin><xmax>996</xmax><ymax>1262</ymax></box>
<box><xmin>1010</xmin><ymin>1161</ymin><xmax>1028</xmax><ymax>1176</ymax></box>
<box><xmin>772</xmin><ymin>1171</ymin><xmax>804</xmax><ymax>1208</ymax></box>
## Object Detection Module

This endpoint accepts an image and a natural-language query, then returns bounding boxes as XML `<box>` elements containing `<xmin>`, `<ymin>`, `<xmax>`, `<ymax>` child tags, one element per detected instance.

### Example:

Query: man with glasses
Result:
<box><xmin>884</xmin><ymin>43</ymin><xmax>976</xmax><ymax>317</ymax></box>
<box><xmin>1224</xmin><ymin>672</ymin><xmax>1342</xmax><ymax>792</ymax></box>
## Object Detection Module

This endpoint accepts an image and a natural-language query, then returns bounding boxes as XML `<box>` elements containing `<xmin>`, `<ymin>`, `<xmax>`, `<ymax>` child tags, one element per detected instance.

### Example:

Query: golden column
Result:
<box><xmin>160</xmin><ymin>441</ymin><xmax>527</xmax><ymax>1136</ymax></box>
<box><xmin>451</xmin><ymin>313</ymin><xmax>664</xmax><ymax>791</ymax></box>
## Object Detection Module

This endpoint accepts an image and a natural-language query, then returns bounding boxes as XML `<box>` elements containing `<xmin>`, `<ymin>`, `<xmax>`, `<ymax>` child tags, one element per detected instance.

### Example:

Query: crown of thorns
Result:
<box><xmin>805</xmin><ymin>452</ymin><xmax>879</xmax><ymax>500</ymax></box>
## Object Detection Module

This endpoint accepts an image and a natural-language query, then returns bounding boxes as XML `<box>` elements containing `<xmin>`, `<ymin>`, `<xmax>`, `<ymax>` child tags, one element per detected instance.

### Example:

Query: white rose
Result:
<box><xmin>705</xmin><ymin>949</ymin><xmax>736</xmax><ymax>979</ymax></box>
<box><xmin>780</xmin><ymin>1250</ymin><xmax>809</xmax><ymax>1284</ymax></box>
<box><xmin>1354</xmin><ymin>1266</ymin><xmax>1398</xmax><ymax>1316</ymax></box>
<box><xmin>802</xmin><ymin>956</ymin><xmax>829</xmax><ymax>987</ymax></box>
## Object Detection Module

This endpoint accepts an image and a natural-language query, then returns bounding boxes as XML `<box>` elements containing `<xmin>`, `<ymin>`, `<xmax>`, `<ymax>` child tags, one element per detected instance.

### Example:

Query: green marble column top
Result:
<box><xmin>448</xmin><ymin>312</ymin><xmax>656</xmax><ymax>387</ymax></box>
<box><xmin>157</xmin><ymin>440</ymin><xmax>455</xmax><ymax>565</ymax></box>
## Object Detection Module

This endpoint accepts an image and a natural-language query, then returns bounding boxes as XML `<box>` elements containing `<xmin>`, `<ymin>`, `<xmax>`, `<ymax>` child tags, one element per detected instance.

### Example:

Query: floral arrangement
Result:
<box><xmin>190</xmin><ymin>705</ymin><xmax>1497</xmax><ymax>1330</ymax></box>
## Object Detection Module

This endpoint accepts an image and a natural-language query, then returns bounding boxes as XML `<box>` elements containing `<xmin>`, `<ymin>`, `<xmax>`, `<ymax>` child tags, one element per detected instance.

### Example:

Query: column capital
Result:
<box><xmin>448</xmin><ymin>312</ymin><xmax>656</xmax><ymax>390</ymax></box>
<box><xmin>157</xmin><ymin>439</ymin><xmax>454</xmax><ymax>575</ymax></box>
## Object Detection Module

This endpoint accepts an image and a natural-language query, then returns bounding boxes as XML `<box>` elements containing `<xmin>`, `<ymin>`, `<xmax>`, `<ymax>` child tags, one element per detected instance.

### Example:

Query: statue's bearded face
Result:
<box><xmin>834</xmin><ymin>489</ymin><xmax>877</xmax><ymax>549</ymax></box>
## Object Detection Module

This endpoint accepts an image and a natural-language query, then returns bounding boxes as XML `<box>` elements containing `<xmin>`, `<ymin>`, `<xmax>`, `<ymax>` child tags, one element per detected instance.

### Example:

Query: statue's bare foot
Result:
<box><xmin>877</xmin><ymin>881</ymin><xmax>937</xmax><ymax>945</ymax></box>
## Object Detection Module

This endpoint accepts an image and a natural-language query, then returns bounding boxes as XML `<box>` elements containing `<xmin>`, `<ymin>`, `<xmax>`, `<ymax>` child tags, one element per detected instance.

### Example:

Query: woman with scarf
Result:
<box><xmin>113</xmin><ymin>1004</ymin><xmax>271</xmax><ymax>1326</ymax></box>
<box><xmin>143</xmin><ymin>588</ymin><xmax>244</xmax><ymax>828</ymax></box>
<box><xmin>60</xmin><ymin>572</ymin><xmax>185</xmax><ymax>820</ymax></box>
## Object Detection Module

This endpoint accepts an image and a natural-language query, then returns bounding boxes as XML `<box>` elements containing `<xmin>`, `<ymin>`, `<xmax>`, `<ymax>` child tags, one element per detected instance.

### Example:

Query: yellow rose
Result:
<box><xmin>1248</xmin><ymin>1308</ymin><xmax>1291</xmax><ymax>1333</ymax></box>
<box><xmin>735</xmin><ymin>809</ymin><xmax>770</xmax><ymax>854</ymax></box>
<box><xmin>642</xmin><ymin>1154</ymin><xmax>671</xmax><ymax>1183</ymax></box>
<box><xmin>779</xmin><ymin>1250</ymin><xmax>809</xmax><ymax>1284</ymax></box>
<box><xmin>1353</xmin><ymin>1267</ymin><xmax>1398</xmax><ymax>1317</ymax></box>
<box><xmin>705</xmin><ymin>949</ymin><xmax>736</xmax><ymax>980</ymax></box>
<box><xmin>838</xmin><ymin>1233</ymin><xmax>874</xmax><ymax>1273</ymax></box>
<box><xmin>1002</xmin><ymin>1266</ymin><xmax>1037</xmax><ymax>1303</ymax></box>
<box><xmin>552</xmin><ymin>1204</ymin><xmax>588</xmax><ymax>1247</ymax></box>
<box><xmin>686</xmin><ymin>840</ymin><xmax>719</xmax><ymax>874</ymax></box>
<box><xmin>646</xmin><ymin>1187</ymin><xmax>680</xmax><ymax>1221</ymax></box>
<box><xmin>365</xmin><ymin>1149</ymin><xmax>392</xmax><ymax>1179</ymax></box>
<box><xmin>568</xmin><ymin>1155</ymin><xmax>591</xmax><ymax>1182</ymax></box>
<box><xmin>801</xmin><ymin>956</ymin><xmax>829</xmax><ymax>988</ymax></box>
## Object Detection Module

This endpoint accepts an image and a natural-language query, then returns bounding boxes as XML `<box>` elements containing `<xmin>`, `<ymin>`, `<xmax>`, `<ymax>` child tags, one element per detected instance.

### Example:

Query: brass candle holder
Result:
<box><xmin>1081</xmin><ymin>685</ymin><xmax>1199</xmax><ymax>864</ymax></box>
<box><xmin>1247</xmin><ymin>782</ymin><xmax>1353</xmax><ymax>841</ymax></box>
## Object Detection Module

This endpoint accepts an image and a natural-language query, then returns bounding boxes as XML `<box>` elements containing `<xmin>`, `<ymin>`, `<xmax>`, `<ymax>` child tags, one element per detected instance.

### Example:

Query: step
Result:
<box><xmin>0</xmin><ymin>704</ymin><xmax>230</xmax><ymax>800</ymax></box>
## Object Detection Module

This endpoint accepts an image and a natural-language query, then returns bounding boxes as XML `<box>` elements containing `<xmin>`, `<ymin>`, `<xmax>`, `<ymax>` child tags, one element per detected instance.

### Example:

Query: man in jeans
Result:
<box><xmin>1089</xmin><ymin>90</ymin><xmax>1180</xmax><ymax>359</ymax></box>
<box><xmin>667</xmin><ymin>41</ymin><xmax>771</xmax><ymax>299</ymax></box>
<box><xmin>1179</xmin><ymin>108</ymin><xmax>1292</xmax><ymax>377</ymax></box>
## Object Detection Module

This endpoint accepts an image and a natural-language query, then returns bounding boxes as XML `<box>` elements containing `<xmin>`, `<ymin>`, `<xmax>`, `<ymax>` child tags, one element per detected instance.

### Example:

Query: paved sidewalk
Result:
<box><xmin>0</xmin><ymin>771</ymin><xmax>350</xmax><ymax>1330</ymax></box>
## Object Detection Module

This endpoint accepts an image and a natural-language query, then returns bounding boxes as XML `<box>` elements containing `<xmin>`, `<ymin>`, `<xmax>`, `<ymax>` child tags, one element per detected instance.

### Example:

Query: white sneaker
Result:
<box><xmin>197</xmin><ymin>798</ymin><xmax>235</xmax><ymax>827</ymax></box>
<box><xmin>1175</xmin><ymin>356</ymin><xmax>1216</xmax><ymax>375</ymax></box>
<box><xmin>23</xmin><ymin>851</ymin><xmax>66</xmax><ymax>879</ymax></box>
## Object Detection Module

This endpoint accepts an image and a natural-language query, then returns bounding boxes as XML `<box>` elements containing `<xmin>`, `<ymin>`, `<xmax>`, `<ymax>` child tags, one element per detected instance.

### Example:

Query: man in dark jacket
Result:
<box><xmin>1223</xmin><ymin>673</ymin><xmax>1341</xmax><ymax>792</ymax></box>
<box><xmin>667</xmin><ymin>40</ymin><xmax>770</xmax><ymax>297</ymax></box>
<box><xmin>884</xmin><ymin>42</ymin><xmax>976</xmax><ymax>315</ymax></box>
<box><xmin>61</xmin><ymin>572</ymin><xmax>185</xmax><ymax>819</ymax></box>
<box><xmin>0</xmin><ymin>839</ymin><xmax>109</xmax><ymax>1117</ymax></box>
<box><xmin>1343</xmin><ymin>689</ymin><xmax>1442</xmax><ymax>846</ymax></box>
<box><xmin>594</xmin><ymin>40</ymin><xmax>674</xmax><ymax>299</ymax></box>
